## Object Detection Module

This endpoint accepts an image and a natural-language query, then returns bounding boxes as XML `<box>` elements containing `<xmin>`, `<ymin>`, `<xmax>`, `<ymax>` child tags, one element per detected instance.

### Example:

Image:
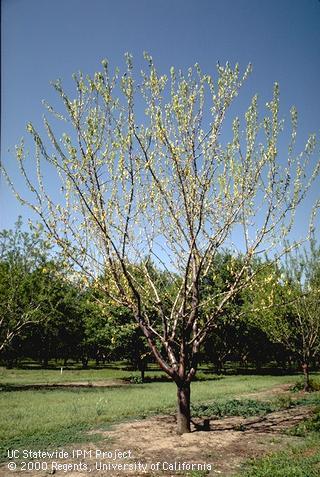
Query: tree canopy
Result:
<box><xmin>3</xmin><ymin>55</ymin><xmax>320</xmax><ymax>433</ymax></box>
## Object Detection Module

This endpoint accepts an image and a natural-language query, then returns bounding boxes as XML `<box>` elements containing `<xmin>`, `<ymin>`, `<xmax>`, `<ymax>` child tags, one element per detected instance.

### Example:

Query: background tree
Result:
<box><xmin>243</xmin><ymin>242</ymin><xmax>320</xmax><ymax>390</ymax></box>
<box><xmin>202</xmin><ymin>252</ymin><xmax>285</xmax><ymax>374</ymax></box>
<box><xmin>102</xmin><ymin>311</ymin><xmax>150</xmax><ymax>381</ymax></box>
<box><xmin>0</xmin><ymin>218</ymin><xmax>53</xmax><ymax>355</ymax></box>
<box><xmin>79</xmin><ymin>295</ymin><xmax>111</xmax><ymax>368</ymax></box>
<box><xmin>201</xmin><ymin>252</ymin><xmax>245</xmax><ymax>374</ymax></box>
<box><xmin>26</xmin><ymin>275</ymin><xmax>87</xmax><ymax>366</ymax></box>
<box><xmin>3</xmin><ymin>55</ymin><xmax>319</xmax><ymax>433</ymax></box>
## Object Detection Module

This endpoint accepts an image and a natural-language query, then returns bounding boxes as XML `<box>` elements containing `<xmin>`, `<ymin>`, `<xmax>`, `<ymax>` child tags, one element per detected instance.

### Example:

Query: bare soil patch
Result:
<box><xmin>1</xmin><ymin>380</ymin><xmax>128</xmax><ymax>391</ymax></box>
<box><xmin>96</xmin><ymin>405</ymin><xmax>310</xmax><ymax>476</ymax></box>
<box><xmin>42</xmin><ymin>379</ymin><xmax>129</xmax><ymax>388</ymax></box>
<box><xmin>1</xmin><ymin>386</ymin><xmax>314</xmax><ymax>477</ymax></box>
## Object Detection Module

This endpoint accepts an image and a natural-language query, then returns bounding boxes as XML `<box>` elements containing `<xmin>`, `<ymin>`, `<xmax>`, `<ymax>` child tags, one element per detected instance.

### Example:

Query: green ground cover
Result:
<box><xmin>0</xmin><ymin>372</ymin><xmax>298</xmax><ymax>461</ymax></box>
<box><xmin>2</xmin><ymin>365</ymin><xmax>319</xmax><ymax>475</ymax></box>
<box><xmin>235</xmin><ymin>393</ymin><xmax>320</xmax><ymax>477</ymax></box>
<box><xmin>236</xmin><ymin>433</ymin><xmax>320</xmax><ymax>477</ymax></box>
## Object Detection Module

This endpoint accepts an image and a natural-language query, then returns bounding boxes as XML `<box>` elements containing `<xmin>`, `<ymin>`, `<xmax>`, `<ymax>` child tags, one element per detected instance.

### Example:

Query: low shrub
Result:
<box><xmin>128</xmin><ymin>375</ymin><xmax>144</xmax><ymax>384</ymax></box>
<box><xmin>289</xmin><ymin>406</ymin><xmax>320</xmax><ymax>437</ymax></box>
<box><xmin>291</xmin><ymin>378</ymin><xmax>320</xmax><ymax>392</ymax></box>
<box><xmin>191</xmin><ymin>399</ymin><xmax>276</xmax><ymax>419</ymax></box>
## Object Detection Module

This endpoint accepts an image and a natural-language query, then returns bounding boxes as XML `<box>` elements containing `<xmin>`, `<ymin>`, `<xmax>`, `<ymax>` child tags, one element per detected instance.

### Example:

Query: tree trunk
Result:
<box><xmin>140</xmin><ymin>367</ymin><xmax>145</xmax><ymax>382</ymax></box>
<box><xmin>255</xmin><ymin>360</ymin><xmax>262</xmax><ymax>373</ymax></box>
<box><xmin>176</xmin><ymin>383</ymin><xmax>191</xmax><ymax>434</ymax></box>
<box><xmin>139</xmin><ymin>357</ymin><xmax>147</xmax><ymax>382</ymax></box>
<box><xmin>215</xmin><ymin>359</ymin><xmax>222</xmax><ymax>375</ymax></box>
<box><xmin>82</xmin><ymin>357</ymin><xmax>89</xmax><ymax>369</ymax></box>
<box><xmin>302</xmin><ymin>363</ymin><xmax>310</xmax><ymax>391</ymax></box>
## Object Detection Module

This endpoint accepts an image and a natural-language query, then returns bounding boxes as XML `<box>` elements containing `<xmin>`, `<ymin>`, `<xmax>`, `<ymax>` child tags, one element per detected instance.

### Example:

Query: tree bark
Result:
<box><xmin>138</xmin><ymin>356</ymin><xmax>146</xmax><ymax>382</ymax></box>
<box><xmin>176</xmin><ymin>382</ymin><xmax>191</xmax><ymax>434</ymax></box>
<box><xmin>82</xmin><ymin>357</ymin><xmax>89</xmax><ymax>369</ymax></box>
<box><xmin>140</xmin><ymin>367</ymin><xmax>145</xmax><ymax>382</ymax></box>
<box><xmin>302</xmin><ymin>362</ymin><xmax>310</xmax><ymax>391</ymax></box>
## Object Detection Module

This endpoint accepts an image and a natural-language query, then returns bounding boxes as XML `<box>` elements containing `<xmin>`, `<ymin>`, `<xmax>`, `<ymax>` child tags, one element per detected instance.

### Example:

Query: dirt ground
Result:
<box><xmin>2</xmin><ymin>380</ymin><xmax>129</xmax><ymax>391</ymax></box>
<box><xmin>1</xmin><ymin>385</ymin><xmax>313</xmax><ymax>477</ymax></box>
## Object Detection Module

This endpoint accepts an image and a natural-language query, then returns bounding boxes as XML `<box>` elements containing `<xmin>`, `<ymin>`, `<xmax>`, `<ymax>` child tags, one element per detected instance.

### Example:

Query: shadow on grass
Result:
<box><xmin>191</xmin><ymin>405</ymin><xmax>313</xmax><ymax>434</ymax></box>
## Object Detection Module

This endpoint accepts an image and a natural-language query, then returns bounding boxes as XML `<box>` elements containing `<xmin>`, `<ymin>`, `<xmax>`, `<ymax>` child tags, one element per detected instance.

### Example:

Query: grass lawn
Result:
<box><xmin>0</xmin><ymin>371</ymin><xmax>298</xmax><ymax>461</ymax></box>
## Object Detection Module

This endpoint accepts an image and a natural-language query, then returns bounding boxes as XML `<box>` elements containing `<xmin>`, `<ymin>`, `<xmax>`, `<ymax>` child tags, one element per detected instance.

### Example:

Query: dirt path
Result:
<box><xmin>1</xmin><ymin>385</ymin><xmax>313</xmax><ymax>477</ymax></box>
<box><xmin>242</xmin><ymin>382</ymin><xmax>293</xmax><ymax>400</ymax></box>
<box><xmin>1</xmin><ymin>380</ymin><xmax>129</xmax><ymax>391</ymax></box>
<box><xmin>43</xmin><ymin>380</ymin><xmax>129</xmax><ymax>387</ymax></box>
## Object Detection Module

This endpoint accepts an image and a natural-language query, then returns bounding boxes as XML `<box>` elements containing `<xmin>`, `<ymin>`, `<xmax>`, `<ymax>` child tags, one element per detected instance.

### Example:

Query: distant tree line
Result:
<box><xmin>1</xmin><ymin>220</ymin><xmax>319</xmax><ymax>390</ymax></box>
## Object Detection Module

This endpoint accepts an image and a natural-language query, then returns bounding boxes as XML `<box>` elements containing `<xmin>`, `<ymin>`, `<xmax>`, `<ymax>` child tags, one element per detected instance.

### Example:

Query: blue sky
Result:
<box><xmin>1</xmin><ymin>0</ymin><xmax>320</xmax><ymax>241</ymax></box>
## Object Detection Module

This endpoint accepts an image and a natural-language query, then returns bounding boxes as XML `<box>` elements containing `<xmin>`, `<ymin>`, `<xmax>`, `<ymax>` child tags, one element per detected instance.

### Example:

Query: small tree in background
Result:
<box><xmin>3</xmin><ymin>55</ymin><xmax>319</xmax><ymax>433</ymax></box>
<box><xmin>285</xmin><ymin>242</ymin><xmax>320</xmax><ymax>390</ymax></box>
<box><xmin>243</xmin><ymin>242</ymin><xmax>320</xmax><ymax>390</ymax></box>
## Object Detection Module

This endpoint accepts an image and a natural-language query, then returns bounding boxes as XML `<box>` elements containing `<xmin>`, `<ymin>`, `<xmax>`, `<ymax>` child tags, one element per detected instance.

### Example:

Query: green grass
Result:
<box><xmin>191</xmin><ymin>389</ymin><xmax>320</xmax><ymax>420</ymax></box>
<box><xmin>236</xmin><ymin>435</ymin><xmax>320</xmax><ymax>477</ymax></box>
<box><xmin>2</xmin><ymin>424</ymin><xmax>106</xmax><ymax>459</ymax></box>
<box><xmin>236</xmin><ymin>394</ymin><xmax>320</xmax><ymax>477</ymax></box>
<box><xmin>0</xmin><ymin>373</ymin><xmax>297</xmax><ymax>461</ymax></box>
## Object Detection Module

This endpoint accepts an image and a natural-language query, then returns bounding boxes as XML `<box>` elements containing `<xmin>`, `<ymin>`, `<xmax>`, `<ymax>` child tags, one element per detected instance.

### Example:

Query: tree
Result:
<box><xmin>200</xmin><ymin>251</ymin><xmax>246</xmax><ymax>373</ymax></box>
<box><xmin>290</xmin><ymin>240</ymin><xmax>320</xmax><ymax>390</ymax></box>
<box><xmin>104</xmin><ymin>310</ymin><xmax>151</xmax><ymax>381</ymax></box>
<box><xmin>295</xmin><ymin>241</ymin><xmax>320</xmax><ymax>389</ymax></box>
<box><xmin>202</xmin><ymin>252</ymin><xmax>285</xmax><ymax>374</ymax></box>
<box><xmin>26</xmin><ymin>275</ymin><xmax>87</xmax><ymax>366</ymax></box>
<box><xmin>3</xmin><ymin>55</ymin><xmax>320</xmax><ymax>433</ymax></box>
<box><xmin>247</xmin><ymin>241</ymin><xmax>320</xmax><ymax>390</ymax></box>
<box><xmin>0</xmin><ymin>218</ymin><xmax>54</xmax><ymax>355</ymax></box>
